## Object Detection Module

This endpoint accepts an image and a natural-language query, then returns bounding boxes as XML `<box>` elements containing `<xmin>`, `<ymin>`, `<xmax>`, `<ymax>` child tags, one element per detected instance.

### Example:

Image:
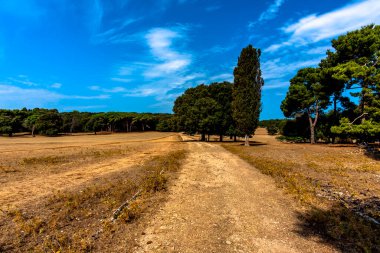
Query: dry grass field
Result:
<box><xmin>223</xmin><ymin>128</ymin><xmax>380</xmax><ymax>251</ymax></box>
<box><xmin>0</xmin><ymin>132</ymin><xmax>186</xmax><ymax>252</ymax></box>
<box><xmin>1</xmin><ymin>130</ymin><xmax>379</xmax><ymax>252</ymax></box>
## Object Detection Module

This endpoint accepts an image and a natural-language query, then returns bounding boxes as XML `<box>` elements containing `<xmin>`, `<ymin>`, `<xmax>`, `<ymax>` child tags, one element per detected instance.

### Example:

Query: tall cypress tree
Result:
<box><xmin>232</xmin><ymin>45</ymin><xmax>264</xmax><ymax>146</ymax></box>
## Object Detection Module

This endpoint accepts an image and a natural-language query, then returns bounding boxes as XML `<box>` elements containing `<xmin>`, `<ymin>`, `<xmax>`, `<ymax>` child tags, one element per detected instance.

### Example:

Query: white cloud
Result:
<box><xmin>305</xmin><ymin>45</ymin><xmax>332</xmax><ymax>55</ymax></box>
<box><xmin>89</xmin><ymin>85</ymin><xmax>126</xmax><ymax>93</ymax></box>
<box><xmin>263</xmin><ymin>81</ymin><xmax>289</xmax><ymax>90</ymax></box>
<box><xmin>0</xmin><ymin>85</ymin><xmax>62</xmax><ymax>108</ymax></box>
<box><xmin>143</xmin><ymin>27</ymin><xmax>191</xmax><ymax>78</ymax></box>
<box><xmin>70</xmin><ymin>94</ymin><xmax>110</xmax><ymax>99</ymax></box>
<box><xmin>62</xmin><ymin>105</ymin><xmax>107</xmax><ymax>111</ymax></box>
<box><xmin>123</xmin><ymin>73</ymin><xmax>203</xmax><ymax>99</ymax></box>
<box><xmin>144</xmin><ymin>59</ymin><xmax>190</xmax><ymax>78</ymax></box>
<box><xmin>249</xmin><ymin>0</ymin><xmax>285</xmax><ymax>28</ymax></box>
<box><xmin>210</xmin><ymin>73</ymin><xmax>233</xmax><ymax>82</ymax></box>
<box><xmin>51</xmin><ymin>82</ymin><xmax>62</xmax><ymax>88</ymax></box>
<box><xmin>259</xmin><ymin>0</ymin><xmax>285</xmax><ymax>22</ymax></box>
<box><xmin>262</xmin><ymin>58</ymin><xmax>321</xmax><ymax>80</ymax></box>
<box><xmin>111</xmin><ymin>26</ymin><xmax>206</xmax><ymax>106</ymax></box>
<box><xmin>111</xmin><ymin>77</ymin><xmax>132</xmax><ymax>83</ymax></box>
<box><xmin>93</xmin><ymin>18</ymin><xmax>142</xmax><ymax>44</ymax></box>
<box><xmin>8</xmin><ymin>75</ymin><xmax>38</xmax><ymax>86</ymax></box>
<box><xmin>0</xmin><ymin>84</ymin><xmax>109</xmax><ymax>109</ymax></box>
<box><xmin>265</xmin><ymin>0</ymin><xmax>380</xmax><ymax>52</ymax></box>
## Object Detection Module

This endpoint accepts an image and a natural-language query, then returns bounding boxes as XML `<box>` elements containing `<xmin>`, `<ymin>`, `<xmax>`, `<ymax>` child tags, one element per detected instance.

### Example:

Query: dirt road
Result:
<box><xmin>136</xmin><ymin>140</ymin><xmax>337</xmax><ymax>253</ymax></box>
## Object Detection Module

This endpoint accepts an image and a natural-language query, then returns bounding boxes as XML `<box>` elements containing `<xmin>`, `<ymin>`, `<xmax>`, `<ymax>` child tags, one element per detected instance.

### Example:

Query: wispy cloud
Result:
<box><xmin>89</xmin><ymin>85</ymin><xmax>126</xmax><ymax>93</ymax></box>
<box><xmin>51</xmin><ymin>82</ymin><xmax>62</xmax><ymax>89</ymax></box>
<box><xmin>249</xmin><ymin>0</ymin><xmax>286</xmax><ymax>28</ymax></box>
<box><xmin>8</xmin><ymin>75</ymin><xmax>38</xmax><ymax>86</ymax></box>
<box><xmin>93</xmin><ymin>18</ymin><xmax>142</xmax><ymax>44</ymax></box>
<box><xmin>210</xmin><ymin>73</ymin><xmax>233</xmax><ymax>82</ymax></box>
<box><xmin>305</xmin><ymin>45</ymin><xmax>332</xmax><ymax>55</ymax></box>
<box><xmin>143</xmin><ymin>27</ymin><xmax>191</xmax><ymax>78</ymax></box>
<box><xmin>62</xmin><ymin>105</ymin><xmax>107</xmax><ymax>111</ymax></box>
<box><xmin>263</xmin><ymin>81</ymin><xmax>289</xmax><ymax>90</ymax></box>
<box><xmin>0</xmin><ymin>84</ymin><xmax>109</xmax><ymax>109</ymax></box>
<box><xmin>262</xmin><ymin>57</ymin><xmax>321</xmax><ymax>80</ymax></box>
<box><xmin>111</xmin><ymin>77</ymin><xmax>132</xmax><ymax>83</ymax></box>
<box><xmin>70</xmin><ymin>94</ymin><xmax>110</xmax><ymax>99</ymax></box>
<box><xmin>259</xmin><ymin>0</ymin><xmax>285</xmax><ymax>22</ymax></box>
<box><xmin>265</xmin><ymin>0</ymin><xmax>380</xmax><ymax>52</ymax></box>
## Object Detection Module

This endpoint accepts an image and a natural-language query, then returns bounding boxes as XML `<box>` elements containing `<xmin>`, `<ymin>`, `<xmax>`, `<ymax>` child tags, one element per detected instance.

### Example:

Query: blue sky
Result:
<box><xmin>0</xmin><ymin>0</ymin><xmax>379</xmax><ymax>119</ymax></box>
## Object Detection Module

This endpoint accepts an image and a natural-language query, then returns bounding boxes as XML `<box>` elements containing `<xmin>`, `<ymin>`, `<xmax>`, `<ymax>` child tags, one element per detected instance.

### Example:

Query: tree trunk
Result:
<box><xmin>244</xmin><ymin>134</ymin><xmax>249</xmax><ymax>146</ymax></box>
<box><xmin>70</xmin><ymin>117</ymin><xmax>75</xmax><ymax>133</ymax></box>
<box><xmin>207</xmin><ymin>134</ymin><xmax>210</xmax><ymax>142</ymax></box>
<box><xmin>332</xmin><ymin>96</ymin><xmax>338</xmax><ymax>144</ymax></box>
<box><xmin>308</xmin><ymin>104</ymin><xmax>319</xmax><ymax>144</ymax></box>
<box><xmin>201</xmin><ymin>132</ymin><xmax>206</xmax><ymax>141</ymax></box>
<box><xmin>308</xmin><ymin>113</ymin><xmax>317</xmax><ymax>144</ymax></box>
<box><xmin>310</xmin><ymin>125</ymin><xmax>315</xmax><ymax>144</ymax></box>
<box><xmin>31</xmin><ymin>125</ymin><xmax>35</xmax><ymax>137</ymax></box>
<box><xmin>219</xmin><ymin>134</ymin><xmax>223</xmax><ymax>142</ymax></box>
<box><xmin>234</xmin><ymin>135</ymin><xmax>237</xmax><ymax>142</ymax></box>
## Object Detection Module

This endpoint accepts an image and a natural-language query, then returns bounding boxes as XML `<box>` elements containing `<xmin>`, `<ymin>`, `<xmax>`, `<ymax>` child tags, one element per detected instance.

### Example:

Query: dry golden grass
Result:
<box><xmin>0</xmin><ymin>147</ymin><xmax>186</xmax><ymax>252</ymax></box>
<box><xmin>222</xmin><ymin>130</ymin><xmax>380</xmax><ymax>252</ymax></box>
<box><xmin>0</xmin><ymin>132</ymin><xmax>186</xmax><ymax>252</ymax></box>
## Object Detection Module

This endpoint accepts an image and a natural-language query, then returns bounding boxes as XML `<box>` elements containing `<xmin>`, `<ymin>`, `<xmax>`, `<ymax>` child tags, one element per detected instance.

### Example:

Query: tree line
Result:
<box><xmin>0</xmin><ymin>108</ymin><xmax>173</xmax><ymax>137</ymax></box>
<box><xmin>280</xmin><ymin>24</ymin><xmax>379</xmax><ymax>144</ymax></box>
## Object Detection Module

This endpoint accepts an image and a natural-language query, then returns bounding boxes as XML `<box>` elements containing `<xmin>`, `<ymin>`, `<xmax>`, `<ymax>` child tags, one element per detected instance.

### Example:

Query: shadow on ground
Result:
<box><xmin>295</xmin><ymin>201</ymin><xmax>380</xmax><ymax>252</ymax></box>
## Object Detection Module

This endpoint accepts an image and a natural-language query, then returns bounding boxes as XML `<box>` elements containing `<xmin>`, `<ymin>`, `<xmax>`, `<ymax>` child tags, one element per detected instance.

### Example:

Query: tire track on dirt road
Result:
<box><xmin>135</xmin><ymin>141</ymin><xmax>337</xmax><ymax>253</ymax></box>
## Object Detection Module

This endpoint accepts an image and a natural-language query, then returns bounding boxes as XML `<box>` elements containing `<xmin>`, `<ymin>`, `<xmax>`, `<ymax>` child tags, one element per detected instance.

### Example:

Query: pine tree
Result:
<box><xmin>232</xmin><ymin>45</ymin><xmax>264</xmax><ymax>146</ymax></box>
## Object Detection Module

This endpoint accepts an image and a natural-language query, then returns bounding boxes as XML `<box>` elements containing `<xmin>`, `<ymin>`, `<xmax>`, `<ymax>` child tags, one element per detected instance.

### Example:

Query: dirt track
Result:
<box><xmin>136</xmin><ymin>138</ymin><xmax>337</xmax><ymax>252</ymax></box>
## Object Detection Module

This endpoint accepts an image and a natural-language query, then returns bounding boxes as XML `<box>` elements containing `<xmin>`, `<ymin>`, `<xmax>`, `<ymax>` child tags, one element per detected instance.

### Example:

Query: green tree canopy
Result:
<box><xmin>173</xmin><ymin>82</ymin><xmax>235</xmax><ymax>141</ymax></box>
<box><xmin>232</xmin><ymin>45</ymin><xmax>264</xmax><ymax>146</ymax></box>
<box><xmin>281</xmin><ymin>67</ymin><xmax>330</xmax><ymax>144</ymax></box>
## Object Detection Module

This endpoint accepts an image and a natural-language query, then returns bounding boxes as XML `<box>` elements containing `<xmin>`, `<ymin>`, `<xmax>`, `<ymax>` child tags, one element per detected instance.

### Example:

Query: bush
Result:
<box><xmin>276</xmin><ymin>135</ymin><xmax>306</xmax><ymax>143</ymax></box>
<box><xmin>266</xmin><ymin>125</ymin><xmax>278</xmax><ymax>135</ymax></box>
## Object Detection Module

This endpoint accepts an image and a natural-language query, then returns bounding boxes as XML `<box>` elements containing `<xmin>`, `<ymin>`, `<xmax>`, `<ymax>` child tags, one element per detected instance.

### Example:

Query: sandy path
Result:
<box><xmin>136</xmin><ymin>141</ymin><xmax>337</xmax><ymax>253</ymax></box>
<box><xmin>0</xmin><ymin>140</ymin><xmax>175</xmax><ymax>209</ymax></box>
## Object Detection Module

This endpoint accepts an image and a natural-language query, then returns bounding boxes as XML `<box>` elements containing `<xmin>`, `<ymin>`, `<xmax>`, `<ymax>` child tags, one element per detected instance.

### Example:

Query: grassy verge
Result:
<box><xmin>223</xmin><ymin>143</ymin><xmax>380</xmax><ymax>252</ymax></box>
<box><xmin>0</xmin><ymin>148</ymin><xmax>186</xmax><ymax>252</ymax></box>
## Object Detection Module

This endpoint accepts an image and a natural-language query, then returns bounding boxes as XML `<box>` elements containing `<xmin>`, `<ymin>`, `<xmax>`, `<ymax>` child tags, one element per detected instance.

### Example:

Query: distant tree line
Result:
<box><xmin>280</xmin><ymin>24</ymin><xmax>380</xmax><ymax>144</ymax></box>
<box><xmin>0</xmin><ymin>108</ymin><xmax>173</xmax><ymax>137</ymax></box>
<box><xmin>173</xmin><ymin>45</ymin><xmax>264</xmax><ymax>144</ymax></box>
